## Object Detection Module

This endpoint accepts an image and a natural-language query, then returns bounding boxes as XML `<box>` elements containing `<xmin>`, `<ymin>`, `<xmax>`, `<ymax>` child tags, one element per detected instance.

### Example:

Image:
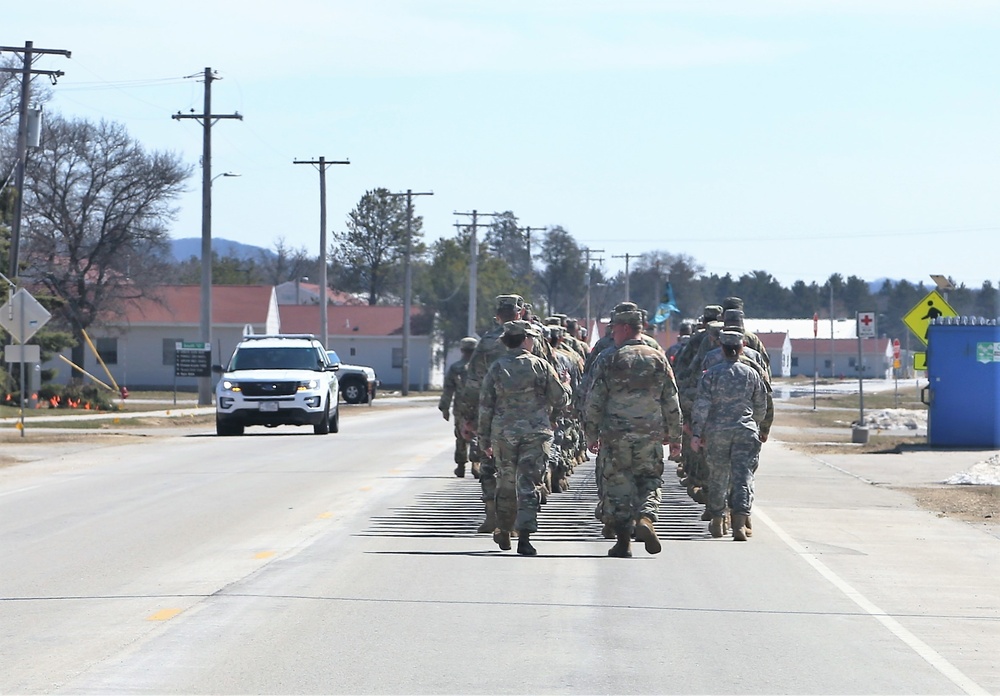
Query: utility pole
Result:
<box><xmin>454</xmin><ymin>210</ymin><xmax>499</xmax><ymax>335</ymax></box>
<box><xmin>0</xmin><ymin>41</ymin><xmax>71</xmax><ymax>280</ymax></box>
<box><xmin>293</xmin><ymin>156</ymin><xmax>350</xmax><ymax>349</ymax></box>
<box><xmin>520</xmin><ymin>226</ymin><xmax>546</xmax><ymax>285</ymax></box>
<box><xmin>172</xmin><ymin>68</ymin><xmax>242</xmax><ymax>406</ymax></box>
<box><xmin>582</xmin><ymin>246</ymin><xmax>605</xmax><ymax>335</ymax></box>
<box><xmin>388</xmin><ymin>189</ymin><xmax>432</xmax><ymax>395</ymax></box>
<box><xmin>612</xmin><ymin>252</ymin><xmax>638</xmax><ymax>302</ymax></box>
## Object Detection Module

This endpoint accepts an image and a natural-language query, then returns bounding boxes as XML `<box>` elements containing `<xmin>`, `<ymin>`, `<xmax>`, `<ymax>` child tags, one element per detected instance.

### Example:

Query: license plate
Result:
<box><xmin>259</xmin><ymin>401</ymin><xmax>279</xmax><ymax>412</ymax></box>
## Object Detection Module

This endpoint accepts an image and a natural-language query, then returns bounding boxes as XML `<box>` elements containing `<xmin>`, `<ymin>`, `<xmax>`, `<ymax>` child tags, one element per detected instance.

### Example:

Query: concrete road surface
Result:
<box><xmin>0</xmin><ymin>401</ymin><xmax>997</xmax><ymax>694</ymax></box>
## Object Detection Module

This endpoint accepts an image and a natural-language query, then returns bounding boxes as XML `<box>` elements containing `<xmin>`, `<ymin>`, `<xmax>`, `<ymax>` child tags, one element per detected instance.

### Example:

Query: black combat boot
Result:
<box><xmin>493</xmin><ymin>529</ymin><xmax>511</xmax><ymax>551</ymax></box>
<box><xmin>608</xmin><ymin>526</ymin><xmax>632</xmax><ymax>558</ymax></box>
<box><xmin>516</xmin><ymin>531</ymin><xmax>537</xmax><ymax>556</ymax></box>
<box><xmin>454</xmin><ymin>463</ymin><xmax>465</xmax><ymax>478</ymax></box>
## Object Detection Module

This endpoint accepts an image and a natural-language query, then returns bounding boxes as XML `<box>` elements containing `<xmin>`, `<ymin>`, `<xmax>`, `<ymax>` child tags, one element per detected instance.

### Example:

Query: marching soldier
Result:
<box><xmin>479</xmin><ymin>321</ymin><xmax>571</xmax><ymax>556</ymax></box>
<box><xmin>439</xmin><ymin>336</ymin><xmax>479</xmax><ymax>478</ymax></box>
<box><xmin>585</xmin><ymin>309</ymin><xmax>683</xmax><ymax>558</ymax></box>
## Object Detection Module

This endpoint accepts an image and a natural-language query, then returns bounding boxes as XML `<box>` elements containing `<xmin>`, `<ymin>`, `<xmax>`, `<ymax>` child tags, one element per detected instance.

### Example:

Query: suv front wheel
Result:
<box><xmin>217</xmin><ymin>415</ymin><xmax>245</xmax><ymax>436</ymax></box>
<box><xmin>313</xmin><ymin>400</ymin><xmax>331</xmax><ymax>435</ymax></box>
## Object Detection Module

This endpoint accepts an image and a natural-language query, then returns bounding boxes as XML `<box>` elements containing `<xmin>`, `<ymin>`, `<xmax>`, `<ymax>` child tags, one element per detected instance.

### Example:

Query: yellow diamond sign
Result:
<box><xmin>903</xmin><ymin>290</ymin><xmax>957</xmax><ymax>346</ymax></box>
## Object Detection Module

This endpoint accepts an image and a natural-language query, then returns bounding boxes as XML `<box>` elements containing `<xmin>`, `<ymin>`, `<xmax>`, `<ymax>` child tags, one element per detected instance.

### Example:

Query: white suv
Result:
<box><xmin>214</xmin><ymin>335</ymin><xmax>340</xmax><ymax>436</ymax></box>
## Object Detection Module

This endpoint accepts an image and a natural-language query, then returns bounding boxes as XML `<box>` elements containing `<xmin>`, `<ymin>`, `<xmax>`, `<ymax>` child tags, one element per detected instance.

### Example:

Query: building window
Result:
<box><xmin>392</xmin><ymin>347</ymin><xmax>403</xmax><ymax>369</ymax></box>
<box><xmin>823</xmin><ymin>359</ymin><xmax>832</xmax><ymax>369</ymax></box>
<box><xmin>163</xmin><ymin>339</ymin><xmax>181</xmax><ymax>365</ymax></box>
<box><xmin>791</xmin><ymin>356</ymin><xmax>799</xmax><ymax>367</ymax></box>
<box><xmin>350</xmin><ymin>347</ymin><xmax>357</xmax><ymax>357</ymax></box>
<box><xmin>848</xmin><ymin>357</ymin><xmax>857</xmax><ymax>368</ymax></box>
<box><xmin>96</xmin><ymin>337</ymin><xmax>118</xmax><ymax>365</ymax></box>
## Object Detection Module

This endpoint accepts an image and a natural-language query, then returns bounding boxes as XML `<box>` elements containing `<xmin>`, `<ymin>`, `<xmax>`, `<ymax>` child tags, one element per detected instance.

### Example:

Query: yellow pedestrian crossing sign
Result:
<box><xmin>903</xmin><ymin>290</ymin><xmax>957</xmax><ymax>346</ymax></box>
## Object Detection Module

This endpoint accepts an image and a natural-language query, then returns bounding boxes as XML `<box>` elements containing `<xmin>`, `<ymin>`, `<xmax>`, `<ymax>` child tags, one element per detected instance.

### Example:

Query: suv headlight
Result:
<box><xmin>297</xmin><ymin>379</ymin><xmax>320</xmax><ymax>391</ymax></box>
<box><xmin>220</xmin><ymin>380</ymin><xmax>241</xmax><ymax>392</ymax></box>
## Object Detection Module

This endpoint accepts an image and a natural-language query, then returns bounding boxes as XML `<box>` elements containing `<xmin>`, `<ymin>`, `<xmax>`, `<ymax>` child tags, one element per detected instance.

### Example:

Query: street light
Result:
<box><xmin>212</xmin><ymin>171</ymin><xmax>240</xmax><ymax>184</ymax></box>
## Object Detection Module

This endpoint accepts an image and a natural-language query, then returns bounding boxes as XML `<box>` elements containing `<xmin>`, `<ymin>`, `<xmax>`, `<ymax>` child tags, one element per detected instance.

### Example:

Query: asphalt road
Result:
<box><xmin>1</xmin><ymin>400</ymin><xmax>997</xmax><ymax>694</ymax></box>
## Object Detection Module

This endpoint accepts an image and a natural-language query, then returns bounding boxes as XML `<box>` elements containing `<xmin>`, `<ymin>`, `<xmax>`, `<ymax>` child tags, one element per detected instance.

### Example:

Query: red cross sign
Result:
<box><xmin>857</xmin><ymin>311</ymin><xmax>876</xmax><ymax>338</ymax></box>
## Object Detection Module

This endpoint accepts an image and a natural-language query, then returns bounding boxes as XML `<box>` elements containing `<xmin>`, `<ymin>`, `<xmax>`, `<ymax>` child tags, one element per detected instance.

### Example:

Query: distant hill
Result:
<box><xmin>171</xmin><ymin>237</ymin><xmax>274</xmax><ymax>262</ymax></box>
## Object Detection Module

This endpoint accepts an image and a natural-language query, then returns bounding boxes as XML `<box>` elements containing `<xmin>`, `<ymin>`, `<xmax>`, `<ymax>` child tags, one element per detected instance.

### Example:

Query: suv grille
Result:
<box><xmin>239</xmin><ymin>381</ymin><xmax>298</xmax><ymax>397</ymax></box>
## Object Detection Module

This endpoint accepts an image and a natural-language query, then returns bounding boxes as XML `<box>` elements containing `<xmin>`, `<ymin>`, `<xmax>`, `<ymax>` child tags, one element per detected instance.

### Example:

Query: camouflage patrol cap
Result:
<box><xmin>679</xmin><ymin>321</ymin><xmax>694</xmax><ymax>335</ymax></box>
<box><xmin>544</xmin><ymin>316</ymin><xmax>562</xmax><ymax>326</ymax></box>
<box><xmin>707</xmin><ymin>320</ymin><xmax>725</xmax><ymax>336</ymax></box>
<box><xmin>460</xmin><ymin>336</ymin><xmax>479</xmax><ymax>351</ymax></box>
<box><xmin>495</xmin><ymin>294</ymin><xmax>524</xmax><ymax>310</ymax></box>
<box><xmin>612</xmin><ymin>310</ymin><xmax>643</xmax><ymax>328</ymax></box>
<box><xmin>502</xmin><ymin>320</ymin><xmax>540</xmax><ymax>339</ymax></box>
<box><xmin>722</xmin><ymin>309</ymin><xmax>745</xmax><ymax>331</ymax></box>
<box><xmin>612</xmin><ymin>301</ymin><xmax>639</xmax><ymax>314</ymax></box>
<box><xmin>565</xmin><ymin>318</ymin><xmax>578</xmax><ymax>331</ymax></box>
<box><xmin>719</xmin><ymin>330</ymin><xmax>744</xmax><ymax>346</ymax></box>
<box><xmin>722</xmin><ymin>296</ymin><xmax>744</xmax><ymax>311</ymax></box>
<box><xmin>702</xmin><ymin>305</ymin><xmax>723</xmax><ymax>321</ymax></box>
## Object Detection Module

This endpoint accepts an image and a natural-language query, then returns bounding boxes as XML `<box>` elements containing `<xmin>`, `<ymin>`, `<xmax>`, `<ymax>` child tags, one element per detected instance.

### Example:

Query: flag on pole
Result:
<box><xmin>652</xmin><ymin>281</ymin><xmax>680</xmax><ymax>326</ymax></box>
<box><xmin>589</xmin><ymin>320</ymin><xmax>601</xmax><ymax>349</ymax></box>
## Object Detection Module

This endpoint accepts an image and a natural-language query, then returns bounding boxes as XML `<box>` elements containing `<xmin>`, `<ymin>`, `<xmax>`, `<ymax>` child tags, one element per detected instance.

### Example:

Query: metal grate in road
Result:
<box><xmin>363</xmin><ymin>459</ymin><xmax>710</xmax><ymax>543</ymax></box>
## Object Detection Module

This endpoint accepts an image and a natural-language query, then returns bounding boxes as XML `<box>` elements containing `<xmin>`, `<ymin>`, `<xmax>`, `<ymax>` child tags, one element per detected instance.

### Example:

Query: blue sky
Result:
<box><xmin>5</xmin><ymin>1</ymin><xmax>1000</xmax><ymax>289</ymax></box>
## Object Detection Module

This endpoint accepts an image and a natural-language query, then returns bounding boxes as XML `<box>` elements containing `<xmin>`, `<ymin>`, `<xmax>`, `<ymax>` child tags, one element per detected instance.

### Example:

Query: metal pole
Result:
<box><xmin>198</xmin><ymin>68</ymin><xmax>213</xmax><ymax>406</ymax></box>
<box><xmin>857</xmin><ymin>315</ymin><xmax>865</xmax><ymax>426</ymax></box>
<box><xmin>388</xmin><ymin>190</ymin><xmax>431</xmax><ymax>394</ymax></box>
<box><xmin>18</xmin><ymin>289</ymin><xmax>25</xmax><ymax>436</ymax></box>
<box><xmin>468</xmin><ymin>210</ymin><xmax>478</xmax><ymax>335</ymax></box>
<box><xmin>319</xmin><ymin>157</ymin><xmax>327</xmax><ymax>348</ymax></box>
<box><xmin>402</xmin><ymin>190</ymin><xmax>412</xmax><ymax>395</ymax></box>
<box><xmin>293</xmin><ymin>157</ymin><xmax>348</xmax><ymax>348</ymax></box>
<box><xmin>8</xmin><ymin>42</ymin><xmax>31</xmax><ymax>280</ymax></box>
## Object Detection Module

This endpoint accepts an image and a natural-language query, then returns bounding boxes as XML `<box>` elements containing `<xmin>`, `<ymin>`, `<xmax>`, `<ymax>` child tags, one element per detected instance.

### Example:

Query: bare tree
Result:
<box><xmin>21</xmin><ymin>113</ymin><xmax>191</xmax><ymax>368</ymax></box>
<box><xmin>259</xmin><ymin>237</ymin><xmax>314</xmax><ymax>286</ymax></box>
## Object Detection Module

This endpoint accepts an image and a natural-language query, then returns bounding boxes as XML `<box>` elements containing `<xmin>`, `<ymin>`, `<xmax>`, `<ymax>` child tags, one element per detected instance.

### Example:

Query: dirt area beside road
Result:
<box><xmin>775</xmin><ymin>388</ymin><xmax>999</xmax><ymax>527</ymax></box>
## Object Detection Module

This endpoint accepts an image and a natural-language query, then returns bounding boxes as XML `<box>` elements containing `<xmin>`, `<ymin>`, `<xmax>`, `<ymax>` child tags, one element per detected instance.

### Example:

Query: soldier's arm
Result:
<box><xmin>438</xmin><ymin>365</ymin><xmax>456</xmax><ymax>411</ymax></box>
<box><xmin>659</xmin><ymin>366</ymin><xmax>683</xmax><ymax>444</ymax></box>
<box><xmin>477</xmin><ymin>368</ymin><xmax>498</xmax><ymax>451</ymax></box>
<box><xmin>544</xmin><ymin>362</ymin><xmax>572</xmax><ymax>414</ymax></box>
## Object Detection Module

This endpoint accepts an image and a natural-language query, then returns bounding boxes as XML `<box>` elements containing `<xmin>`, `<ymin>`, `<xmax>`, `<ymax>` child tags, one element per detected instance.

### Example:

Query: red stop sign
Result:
<box><xmin>892</xmin><ymin>338</ymin><xmax>900</xmax><ymax>359</ymax></box>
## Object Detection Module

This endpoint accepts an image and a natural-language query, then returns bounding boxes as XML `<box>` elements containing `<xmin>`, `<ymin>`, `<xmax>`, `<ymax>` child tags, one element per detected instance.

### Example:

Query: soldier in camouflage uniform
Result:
<box><xmin>721</xmin><ymin>297</ymin><xmax>771</xmax><ymax>377</ymax></box>
<box><xmin>689</xmin><ymin>328</ymin><xmax>767</xmax><ymax>542</ymax></box>
<box><xmin>665</xmin><ymin>321</ymin><xmax>693</xmax><ymax>366</ymax></box>
<box><xmin>439</xmin><ymin>336</ymin><xmax>479</xmax><ymax>478</ymax></box>
<box><xmin>673</xmin><ymin>305</ymin><xmax>723</xmax><ymax>502</ymax></box>
<box><xmin>456</xmin><ymin>294</ymin><xmax>525</xmax><ymax>533</ymax></box>
<box><xmin>544</xmin><ymin>320</ymin><xmax>584</xmax><ymax>493</ymax></box>
<box><xmin>479</xmin><ymin>320</ymin><xmax>571</xmax><ymax>555</ymax></box>
<box><xmin>584</xmin><ymin>309</ymin><xmax>683</xmax><ymax>558</ymax></box>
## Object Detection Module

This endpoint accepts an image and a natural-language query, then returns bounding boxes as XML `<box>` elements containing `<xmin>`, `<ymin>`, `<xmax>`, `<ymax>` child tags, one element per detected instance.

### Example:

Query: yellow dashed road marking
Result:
<box><xmin>146</xmin><ymin>608</ymin><xmax>182</xmax><ymax>621</ymax></box>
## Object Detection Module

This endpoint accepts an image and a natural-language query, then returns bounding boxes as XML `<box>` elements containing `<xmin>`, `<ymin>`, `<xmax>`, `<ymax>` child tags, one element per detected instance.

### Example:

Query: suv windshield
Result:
<box><xmin>230</xmin><ymin>347</ymin><xmax>324</xmax><ymax>371</ymax></box>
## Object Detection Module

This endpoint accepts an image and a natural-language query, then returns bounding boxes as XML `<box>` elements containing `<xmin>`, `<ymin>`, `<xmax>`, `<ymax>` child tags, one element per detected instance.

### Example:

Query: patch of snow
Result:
<box><xmin>946</xmin><ymin>454</ymin><xmax>1000</xmax><ymax>486</ymax></box>
<box><xmin>860</xmin><ymin>408</ymin><xmax>927</xmax><ymax>432</ymax></box>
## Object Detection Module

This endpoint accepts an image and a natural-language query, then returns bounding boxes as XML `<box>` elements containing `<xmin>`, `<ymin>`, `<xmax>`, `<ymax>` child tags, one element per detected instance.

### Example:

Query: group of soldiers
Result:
<box><xmin>437</xmin><ymin>292</ymin><xmax>772</xmax><ymax>556</ymax></box>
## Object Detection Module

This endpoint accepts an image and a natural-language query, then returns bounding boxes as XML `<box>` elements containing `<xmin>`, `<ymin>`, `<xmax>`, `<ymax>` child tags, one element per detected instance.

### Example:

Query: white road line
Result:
<box><xmin>755</xmin><ymin>507</ymin><xmax>989</xmax><ymax>696</ymax></box>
